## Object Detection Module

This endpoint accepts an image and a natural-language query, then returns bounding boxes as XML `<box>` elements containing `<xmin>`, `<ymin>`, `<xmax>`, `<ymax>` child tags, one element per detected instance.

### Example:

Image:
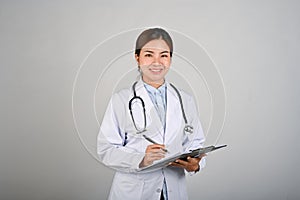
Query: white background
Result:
<box><xmin>1</xmin><ymin>0</ymin><xmax>299</xmax><ymax>199</ymax></box>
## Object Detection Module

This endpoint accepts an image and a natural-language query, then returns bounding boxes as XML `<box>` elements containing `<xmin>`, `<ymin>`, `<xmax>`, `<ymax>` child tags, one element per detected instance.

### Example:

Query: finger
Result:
<box><xmin>147</xmin><ymin>152</ymin><xmax>166</xmax><ymax>157</ymax></box>
<box><xmin>186</xmin><ymin>157</ymin><xmax>201</xmax><ymax>166</ymax></box>
<box><xmin>146</xmin><ymin>154</ymin><xmax>165</xmax><ymax>162</ymax></box>
<box><xmin>146</xmin><ymin>149</ymin><xmax>166</xmax><ymax>155</ymax></box>
<box><xmin>169</xmin><ymin>162</ymin><xmax>185</xmax><ymax>168</ymax></box>
<box><xmin>149</xmin><ymin>144</ymin><xmax>165</xmax><ymax>148</ymax></box>
<box><xmin>147</xmin><ymin>144</ymin><xmax>165</xmax><ymax>150</ymax></box>
<box><xmin>174</xmin><ymin>159</ymin><xmax>188</xmax><ymax>165</ymax></box>
<box><xmin>146</xmin><ymin>148</ymin><xmax>166</xmax><ymax>154</ymax></box>
<box><xmin>188</xmin><ymin>155</ymin><xmax>206</xmax><ymax>163</ymax></box>
<box><xmin>146</xmin><ymin>151</ymin><xmax>166</xmax><ymax>158</ymax></box>
<box><xmin>187</xmin><ymin>156</ymin><xmax>199</xmax><ymax>162</ymax></box>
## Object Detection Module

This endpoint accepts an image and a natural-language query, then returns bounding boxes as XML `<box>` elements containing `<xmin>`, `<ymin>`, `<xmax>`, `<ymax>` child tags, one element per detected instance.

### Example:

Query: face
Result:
<box><xmin>135</xmin><ymin>39</ymin><xmax>171</xmax><ymax>88</ymax></box>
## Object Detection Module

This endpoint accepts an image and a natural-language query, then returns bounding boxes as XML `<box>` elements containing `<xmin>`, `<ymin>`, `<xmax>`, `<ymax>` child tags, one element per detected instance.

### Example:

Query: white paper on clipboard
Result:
<box><xmin>138</xmin><ymin>145</ymin><xmax>227</xmax><ymax>172</ymax></box>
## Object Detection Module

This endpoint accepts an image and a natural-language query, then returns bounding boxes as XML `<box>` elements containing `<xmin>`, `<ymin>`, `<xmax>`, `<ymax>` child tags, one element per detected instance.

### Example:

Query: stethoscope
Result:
<box><xmin>128</xmin><ymin>81</ymin><xmax>194</xmax><ymax>135</ymax></box>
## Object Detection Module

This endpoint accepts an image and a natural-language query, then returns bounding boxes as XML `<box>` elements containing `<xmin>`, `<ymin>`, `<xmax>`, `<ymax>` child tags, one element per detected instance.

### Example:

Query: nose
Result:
<box><xmin>152</xmin><ymin>55</ymin><xmax>161</xmax><ymax>65</ymax></box>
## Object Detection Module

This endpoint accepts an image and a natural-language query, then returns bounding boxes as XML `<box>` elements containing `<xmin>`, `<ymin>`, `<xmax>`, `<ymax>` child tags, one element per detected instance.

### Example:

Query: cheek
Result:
<box><xmin>163</xmin><ymin>59</ymin><xmax>171</xmax><ymax>67</ymax></box>
<box><xmin>138</xmin><ymin>58</ymin><xmax>152</xmax><ymax>66</ymax></box>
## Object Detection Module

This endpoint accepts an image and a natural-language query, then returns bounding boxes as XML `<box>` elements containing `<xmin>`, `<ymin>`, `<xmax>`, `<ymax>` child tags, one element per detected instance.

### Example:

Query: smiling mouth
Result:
<box><xmin>149</xmin><ymin>68</ymin><xmax>163</xmax><ymax>73</ymax></box>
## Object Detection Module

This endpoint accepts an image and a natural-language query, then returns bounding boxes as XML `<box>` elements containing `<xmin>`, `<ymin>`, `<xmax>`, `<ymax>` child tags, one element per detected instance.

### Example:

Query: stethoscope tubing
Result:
<box><xmin>128</xmin><ymin>81</ymin><xmax>193</xmax><ymax>135</ymax></box>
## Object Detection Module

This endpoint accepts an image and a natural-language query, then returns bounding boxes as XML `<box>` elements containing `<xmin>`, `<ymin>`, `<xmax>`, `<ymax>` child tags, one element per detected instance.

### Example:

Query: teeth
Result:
<box><xmin>150</xmin><ymin>69</ymin><xmax>162</xmax><ymax>72</ymax></box>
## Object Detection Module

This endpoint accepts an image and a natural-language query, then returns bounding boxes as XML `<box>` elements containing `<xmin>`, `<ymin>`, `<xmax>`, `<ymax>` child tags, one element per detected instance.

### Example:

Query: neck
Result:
<box><xmin>142</xmin><ymin>78</ymin><xmax>164</xmax><ymax>89</ymax></box>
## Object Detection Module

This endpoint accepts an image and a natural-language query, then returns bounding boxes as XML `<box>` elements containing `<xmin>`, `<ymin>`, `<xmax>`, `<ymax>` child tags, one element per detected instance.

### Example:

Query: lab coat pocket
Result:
<box><xmin>109</xmin><ymin>172</ymin><xmax>144</xmax><ymax>200</ymax></box>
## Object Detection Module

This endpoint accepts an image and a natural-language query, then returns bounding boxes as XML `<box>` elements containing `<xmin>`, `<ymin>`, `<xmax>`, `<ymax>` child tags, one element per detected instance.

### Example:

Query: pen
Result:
<box><xmin>142</xmin><ymin>134</ymin><xmax>168</xmax><ymax>153</ymax></box>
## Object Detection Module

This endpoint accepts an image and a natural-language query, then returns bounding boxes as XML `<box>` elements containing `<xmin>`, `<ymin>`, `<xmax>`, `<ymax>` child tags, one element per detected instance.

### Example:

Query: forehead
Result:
<box><xmin>141</xmin><ymin>39</ymin><xmax>170</xmax><ymax>52</ymax></box>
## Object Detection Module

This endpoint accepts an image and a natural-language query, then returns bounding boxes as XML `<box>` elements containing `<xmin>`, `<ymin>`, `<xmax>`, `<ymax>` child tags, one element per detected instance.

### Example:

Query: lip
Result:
<box><xmin>149</xmin><ymin>68</ymin><xmax>163</xmax><ymax>73</ymax></box>
<box><xmin>149</xmin><ymin>69</ymin><xmax>163</xmax><ymax>75</ymax></box>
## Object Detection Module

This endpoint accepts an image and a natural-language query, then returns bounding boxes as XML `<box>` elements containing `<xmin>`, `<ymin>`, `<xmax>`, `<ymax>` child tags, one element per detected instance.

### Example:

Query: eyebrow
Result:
<box><xmin>160</xmin><ymin>51</ymin><xmax>170</xmax><ymax>54</ymax></box>
<box><xmin>144</xmin><ymin>50</ymin><xmax>170</xmax><ymax>54</ymax></box>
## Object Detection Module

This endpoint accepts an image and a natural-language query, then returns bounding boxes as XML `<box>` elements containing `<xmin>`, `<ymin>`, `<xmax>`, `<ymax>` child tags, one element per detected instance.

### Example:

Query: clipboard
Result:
<box><xmin>178</xmin><ymin>144</ymin><xmax>227</xmax><ymax>161</ymax></box>
<box><xmin>138</xmin><ymin>145</ymin><xmax>227</xmax><ymax>172</ymax></box>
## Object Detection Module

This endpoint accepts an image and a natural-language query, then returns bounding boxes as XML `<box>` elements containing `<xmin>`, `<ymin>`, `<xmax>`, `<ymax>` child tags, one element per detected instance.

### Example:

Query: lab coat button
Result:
<box><xmin>156</xmin><ymin>188</ymin><xmax>161</xmax><ymax>193</ymax></box>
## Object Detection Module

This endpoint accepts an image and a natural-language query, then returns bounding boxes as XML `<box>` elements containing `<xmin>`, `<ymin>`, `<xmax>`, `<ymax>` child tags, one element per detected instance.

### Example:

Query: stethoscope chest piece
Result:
<box><xmin>184</xmin><ymin>124</ymin><xmax>194</xmax><ymax>135</ymax></box>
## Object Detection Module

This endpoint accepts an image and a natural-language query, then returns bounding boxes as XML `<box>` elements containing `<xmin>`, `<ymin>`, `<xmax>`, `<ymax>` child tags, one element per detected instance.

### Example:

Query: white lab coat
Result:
<box><xmin>97</xmin><ymin>79</ymin><xmax>205</xmax><ymax>200</ymax></box>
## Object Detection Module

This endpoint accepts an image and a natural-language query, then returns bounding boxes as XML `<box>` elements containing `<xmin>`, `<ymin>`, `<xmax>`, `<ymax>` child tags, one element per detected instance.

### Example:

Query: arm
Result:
<box><xmin>97</xmin><ymin>93</ymin><xmax>166</xmax><ymax>172</ymax></box>
<box><xmin>97</xmin><ymin>93</ymin><xmax>144</xmax><ymax>173</ymax></box>
<box><xmin>170</xmin><ymin>93</ymin><xmax>206</xmax><ymax>172</ymax></box>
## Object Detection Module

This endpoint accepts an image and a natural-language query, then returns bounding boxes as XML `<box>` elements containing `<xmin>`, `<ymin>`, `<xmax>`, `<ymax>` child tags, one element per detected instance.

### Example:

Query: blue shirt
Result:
<box><xmin>143</xmin><ymin>82</ymin><xmax>167</xmax><ymax>112</ymax></box>
<box><xmin>143</xmin><ymin>81</ymin><xmax>169</xmax><ymax>200</ymax></box>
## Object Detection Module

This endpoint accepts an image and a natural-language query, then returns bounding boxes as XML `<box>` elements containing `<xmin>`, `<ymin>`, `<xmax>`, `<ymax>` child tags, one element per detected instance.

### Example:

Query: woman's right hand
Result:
<box><xmin>139</xmin><ymin>144</ymin><xmax>166</xmax><ymax>168</ymax></box>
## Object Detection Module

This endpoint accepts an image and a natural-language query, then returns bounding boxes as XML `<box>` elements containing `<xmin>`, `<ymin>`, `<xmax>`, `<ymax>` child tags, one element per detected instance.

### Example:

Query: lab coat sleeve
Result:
<box><xmin>184</xmin><ymin>93</ymin><xmax>206</xmax><ymax>173</ymax></box>
<box><xmin>97</xmin><ymin>93</ymin><xmax>145</xmax><ymax>173</ymax></box>
<box><xmin>183</xmin><ymin>94</ymin><xmax>205</xmax><ymax>150</ymax></box>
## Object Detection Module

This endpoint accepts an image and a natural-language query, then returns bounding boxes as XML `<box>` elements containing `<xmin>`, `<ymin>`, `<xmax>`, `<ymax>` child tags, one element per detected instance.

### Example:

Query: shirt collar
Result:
<box><xmin>143</xmin><ymin>81</ymin><xmax>166</xmax><ymax>95</ymax></box>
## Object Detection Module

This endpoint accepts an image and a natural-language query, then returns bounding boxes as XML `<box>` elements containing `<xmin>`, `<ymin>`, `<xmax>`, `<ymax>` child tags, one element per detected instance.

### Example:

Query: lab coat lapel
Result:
<box><xmin>165</xmin><ymin>82</ymin><xmax>183</xmax><ymax>142</ymax></box>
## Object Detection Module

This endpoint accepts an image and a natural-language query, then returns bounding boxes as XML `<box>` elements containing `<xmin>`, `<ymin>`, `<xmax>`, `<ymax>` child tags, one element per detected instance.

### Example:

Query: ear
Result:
<box><xmin>167</xmin><ymin>56</ymin><xmax>172</xmax><ymax>68</ymax></box>
<box><xmin>135</xmin><ymin>54</ymin><xmax>139</xmax><ymax>63</ymax></box>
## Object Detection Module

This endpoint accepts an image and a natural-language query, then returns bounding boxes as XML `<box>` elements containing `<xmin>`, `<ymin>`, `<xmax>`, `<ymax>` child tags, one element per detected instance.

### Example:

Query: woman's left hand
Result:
<box><xmin>169</xmin><ymin>154</ymin><xmax>206</xmax><ymax>172</ymax></box>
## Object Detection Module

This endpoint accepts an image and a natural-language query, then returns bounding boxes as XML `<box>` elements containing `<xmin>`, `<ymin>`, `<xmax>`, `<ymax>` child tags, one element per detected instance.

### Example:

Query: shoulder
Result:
<box><xmin>111</xmin><ymin>87</ymin><xmax>131</xmax><ymax>103</ymax></box>
<box><xmin>114</xmin><ymin>87</ymin><xmax>131</xmax><ymax>97</ymax></box>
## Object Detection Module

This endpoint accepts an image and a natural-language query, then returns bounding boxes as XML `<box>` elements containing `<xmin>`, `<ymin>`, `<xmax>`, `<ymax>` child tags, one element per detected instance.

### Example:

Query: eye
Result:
<box><xmin>161</xmin><ymin>54</ymin><xmax>169</xmax><ymax>58</ymax></box>
<box><xmin>145</xmin><ymin>54</ymin><xmax>152</xmax><ymax>57</ymax></box>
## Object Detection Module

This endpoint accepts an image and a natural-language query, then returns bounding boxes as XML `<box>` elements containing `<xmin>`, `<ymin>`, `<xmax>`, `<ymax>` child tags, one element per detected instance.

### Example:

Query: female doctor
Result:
<box><xmin>97</xmin><ymin>28</ymin><xmax>206</xmax><ymax>200</ymax></box>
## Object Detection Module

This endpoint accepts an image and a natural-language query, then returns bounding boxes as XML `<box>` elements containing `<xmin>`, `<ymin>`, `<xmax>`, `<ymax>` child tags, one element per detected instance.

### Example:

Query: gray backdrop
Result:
<box><xmin>1</xmin><ymin>0</ymin><xmax>299</xmax><ymax>200</ymax></box>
